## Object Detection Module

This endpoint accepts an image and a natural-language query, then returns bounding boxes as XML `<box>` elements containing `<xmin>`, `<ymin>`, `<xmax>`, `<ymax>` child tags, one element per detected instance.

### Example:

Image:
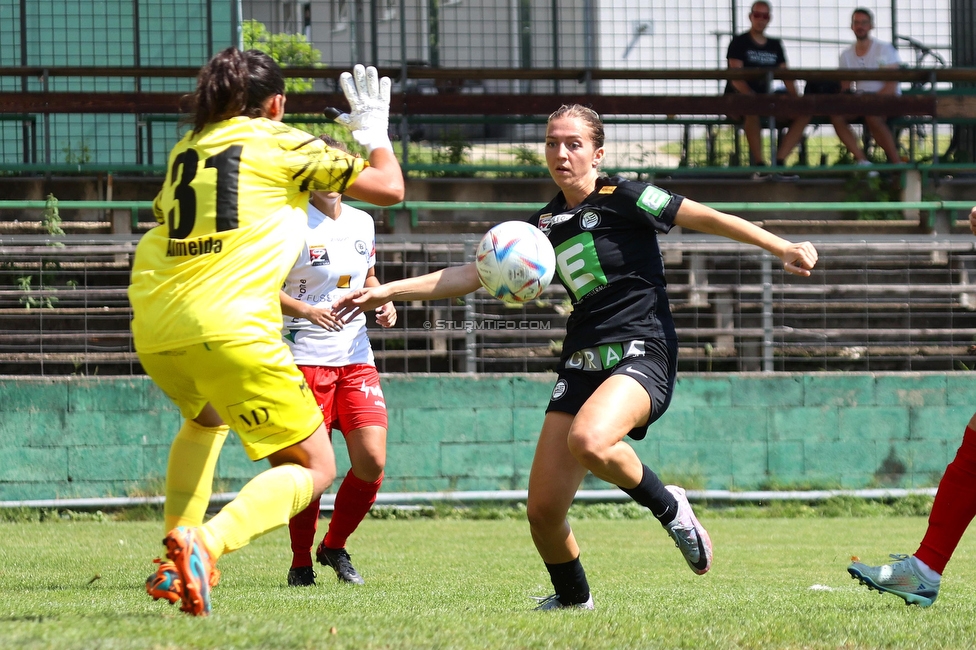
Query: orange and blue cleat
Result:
<box><xmin>146</xmin><ymin>558</ymin><xmax>182</xmax><ymax>604</ymax></box>
<box><xmin>162</xmin><ymin>526</ymin><xmax>218</xmax><ymax>616</ymax></box>
<box><xmin>146</xmin><ymin>555</ymin><xmax>220</xmax><ymax>605</ymax></box>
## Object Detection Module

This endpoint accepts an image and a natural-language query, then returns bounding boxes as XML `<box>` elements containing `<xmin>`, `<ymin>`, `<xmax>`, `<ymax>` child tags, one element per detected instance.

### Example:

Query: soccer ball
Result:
<box><xmin>475</xmin><ymin>221</ymin><xmax>556</xmax><ymax>304</ymax></box>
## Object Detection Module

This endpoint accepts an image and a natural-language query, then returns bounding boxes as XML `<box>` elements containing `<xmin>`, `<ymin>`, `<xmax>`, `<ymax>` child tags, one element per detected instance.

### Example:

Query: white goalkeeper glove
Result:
<box><xmin>333</xmin><ymin>64</ymin><xmax>393</xmax><ymax>154</ymax></box>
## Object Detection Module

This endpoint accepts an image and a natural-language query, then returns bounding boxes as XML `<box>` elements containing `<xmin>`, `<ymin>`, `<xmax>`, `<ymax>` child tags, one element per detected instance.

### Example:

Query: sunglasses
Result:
<box><xmin>751</xmin><ymin>12</ymin><xmax>770</xmax><ymax>19</ymax></box>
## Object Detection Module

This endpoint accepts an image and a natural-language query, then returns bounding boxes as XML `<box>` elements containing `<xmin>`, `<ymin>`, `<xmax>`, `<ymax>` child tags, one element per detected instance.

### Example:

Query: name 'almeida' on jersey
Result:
<box><xmin>129</xmin><ymin>117</ymin><xmax>366</xmax><ymax>354</ymax></box>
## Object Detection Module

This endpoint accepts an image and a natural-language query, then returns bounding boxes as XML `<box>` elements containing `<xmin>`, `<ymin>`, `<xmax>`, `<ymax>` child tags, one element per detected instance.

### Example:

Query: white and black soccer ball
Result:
<box><xmin>475</xmin><ymin>221</ymin><xmax>556</xmax><ymax>304</ymax></box>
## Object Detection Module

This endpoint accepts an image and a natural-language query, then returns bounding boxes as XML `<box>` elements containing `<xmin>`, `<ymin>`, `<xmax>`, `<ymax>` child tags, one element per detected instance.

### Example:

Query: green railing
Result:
<box><xmin>383</xmin><ymin>199</ymin><xmax>975</xmax><ymax>229</ymax></box>
<box><xmin>1</xmin><ymin>199</ymin><xmax>973</xmax><ymax>231</ymax></box>
<box><xmin>4</xmin><ymin>160</ymin><xmax>974</xmax><ymax>180</ymax></box>
<box><xmin>0</xmin><ymin>199</ymin><xmax>149</xmax><ymax>230</ymax></box>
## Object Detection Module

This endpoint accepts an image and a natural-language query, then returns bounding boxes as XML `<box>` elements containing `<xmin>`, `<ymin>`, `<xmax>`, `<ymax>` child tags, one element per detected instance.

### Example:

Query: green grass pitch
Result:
<box><xmin>2</xmin><ymin>515</ymin><xmax>976</xmax><ymax>649</ymax></box>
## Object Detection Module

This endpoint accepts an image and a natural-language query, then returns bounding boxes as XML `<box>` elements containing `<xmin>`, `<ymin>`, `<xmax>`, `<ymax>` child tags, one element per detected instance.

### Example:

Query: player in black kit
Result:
<box><xmin>333</xmin><ymin>104</ymin><xmax>819</xmax><ymax>610</ymax></box>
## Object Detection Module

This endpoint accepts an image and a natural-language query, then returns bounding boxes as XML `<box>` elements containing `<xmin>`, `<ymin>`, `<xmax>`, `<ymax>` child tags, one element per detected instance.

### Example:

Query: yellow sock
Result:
<box><xmin>200</xmin><ymin>463</ymin><xmax>314</xmax><ymax>561</ymax></box>
<box><xmin>164</xmin><ymin>420</ymin><xmax>229</xmax><ymax>533</ymax></box>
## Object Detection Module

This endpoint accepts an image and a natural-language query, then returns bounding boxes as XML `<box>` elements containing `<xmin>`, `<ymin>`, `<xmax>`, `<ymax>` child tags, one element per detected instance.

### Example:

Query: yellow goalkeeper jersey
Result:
<box><xmin>129</xmin><ymin>116</ymin><xmax>366</xmax><ymax>353</ymax></box>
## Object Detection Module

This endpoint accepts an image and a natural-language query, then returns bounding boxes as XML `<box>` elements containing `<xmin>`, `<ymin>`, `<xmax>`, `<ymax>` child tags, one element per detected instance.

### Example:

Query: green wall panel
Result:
<box><xmin>68</xmin><ymin>446</ymin><xmax>142</xmax><ymax>481</ymax></box>
<box><xmin>385</xmin><ymin>442</ymin><xmax>441</xmax><ymax>479</ymax></box>
<box><xmin>0</xmin><ymin>447</ymin><xmax>67</xmax><ymax>482</ymax></box>
<box><xmin>0</xmin><ymin>410</ymin><xmax>65</xmax><ymax>447</ymax></box>
<box><xmin>654</xmin><ymin>407</ymin><xmax>695</xmax><ymax>441</ymax></box>
<box><xmin>0</xmin><ymin>379</ymin><xmax>67</xmax><ymax>411</ymax></box>
<box><xmin>875</xmin><ymin>374</ymin><xmax>947</xmax><ymax>407</ymax></box>
<box><xmin>730</xmin><ymin>375</ymin><xmax>804</xmax><ymax>407</ymax></box>
<box><xmin>672</xmin><ymin>376</ymin><xmax>732</xmax><ymax>407</ymax></box>
<box><xmin>1</xmin><ymin>373</ymin><xmax>975</xmax><ymax>502</ymax></box>
<box><xmin>802</xmin><ymin>374</ymin><xmax>875</xmax><ymax>407</ymax></box>
<box><xmin>441</xmin><ymin>442</ymin><xmax>514</xmax><ymax>478</ymax></box>
<box><xmin>837</xmin><ymin>407</ymin><xmax>911</xmax><ymax>441</ymax></box>
<box><xmin>512</xmin><ymin>407</ymin><xmax>546</xmax><ymax>442</ymax></box>
<box><xmin>767</xmin><ymin>440</ymin><xmax>805</xmax><ymax>481</ymax></box>
<box><xmin>769</xmin><ymin>406</ymin><xmax>839</xmax><ymax>442</ymax></box>
<box><xmin>400</xmin><ymin>407</ymin><xmax>479</xmax><ymax>444</ymax></box>
<box><xmin>947</xmin><ymin>375</ymin><xmax>976</xmax><ymax>406</ymax></box>
<box><xmin>512</xmin><ymin>376</ymin><xmax>557</xmax><ymax>406</ymax></box>
<box><xmin>910</xmin><ymin>406</ymin><xmax>976</xmax><ymax>439</ymax></box>
<box><xmin>693</xmin><ymin>406</ymin><xmax>769</xmax><ymax>442</ymax></box>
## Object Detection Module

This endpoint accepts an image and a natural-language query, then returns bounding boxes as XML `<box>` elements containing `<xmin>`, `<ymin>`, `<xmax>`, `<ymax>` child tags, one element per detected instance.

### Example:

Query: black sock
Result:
<box><xmin>544</xmin><ymin>557</ymin><xmax>590</xmax><ymax>606</ymax></box>
<box><xmin>619</xmin><ymin>464</ymin><xmax>678</xmax><ymax>525</ymax></box>
<box><xmin>776</xmin><ymin>158</ymin><xmax>787</xmax><ymax>168</ymax></box>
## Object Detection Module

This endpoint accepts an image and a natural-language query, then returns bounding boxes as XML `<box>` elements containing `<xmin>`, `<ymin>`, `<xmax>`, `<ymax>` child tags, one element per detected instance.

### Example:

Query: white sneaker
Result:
<box><xmin>664</xmin><ymin>485</ymin><xmax>713</xmax><ymax>575</ymax></box>
<box><xmin>532</xmin><ymin>593</ymin><xmax>595</xmax><ymax>611</ymax></box>
<box><xmin>856</xmin><ymin>160</ymin><xmax>880</xmax><ymax>178</ymax></box>
<box><xmin>848</xmin><ymin>554</ymin><xmax>939</xmax><ymax>607</ymax></box>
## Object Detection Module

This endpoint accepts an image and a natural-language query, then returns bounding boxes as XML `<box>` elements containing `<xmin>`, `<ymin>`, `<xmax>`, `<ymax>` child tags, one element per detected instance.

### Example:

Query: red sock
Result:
<box><xmin>323</xmin><ymin>470</ymin><xmax>383</xmax><ymax>550</ymax></box>
<box><xmin>915</xmin><ymin>425</ymin><xmax>976</xmax><ymax>574</ymax></box>
<box><xmin>288</xmin><ymin>497</ymin><xmax>321</xmax><ymax>568</ymax></box>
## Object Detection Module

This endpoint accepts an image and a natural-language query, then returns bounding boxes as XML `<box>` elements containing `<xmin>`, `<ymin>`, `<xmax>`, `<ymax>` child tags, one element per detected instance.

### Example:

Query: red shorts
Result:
<box><xmin>298</xmin><ymin>363</ymin><xmax>388</xmax><ymax>436</ymax></box>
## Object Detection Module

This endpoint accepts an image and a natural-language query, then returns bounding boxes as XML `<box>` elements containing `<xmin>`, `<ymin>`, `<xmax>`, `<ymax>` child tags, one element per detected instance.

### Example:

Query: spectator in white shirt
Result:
<box><xmin>831</xmin><ymin>8</ymin><xmax>903</xmax><ymax>166</ymax></box>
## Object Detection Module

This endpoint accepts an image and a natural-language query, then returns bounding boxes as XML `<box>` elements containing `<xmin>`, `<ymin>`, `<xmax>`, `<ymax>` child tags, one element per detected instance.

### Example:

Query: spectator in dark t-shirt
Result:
<box><xmin>725</xmin><ymin>1</ymin><xmax>810</xmax><ymax>175</ymax></box>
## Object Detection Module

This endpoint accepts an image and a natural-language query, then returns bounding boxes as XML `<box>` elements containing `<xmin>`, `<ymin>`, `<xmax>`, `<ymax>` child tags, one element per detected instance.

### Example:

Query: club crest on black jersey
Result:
<box><xmin>527</xmin><ymin>175</ymin><xmax>684</xmax><ymax>357</ymax></box>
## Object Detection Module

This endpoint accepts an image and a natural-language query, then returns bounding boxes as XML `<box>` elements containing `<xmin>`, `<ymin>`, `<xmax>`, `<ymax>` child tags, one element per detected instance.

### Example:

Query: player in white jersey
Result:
<box><xmin>279</xmin><ymin>141</ymin><xmax>396</xmax><ymax>586</ymax></box>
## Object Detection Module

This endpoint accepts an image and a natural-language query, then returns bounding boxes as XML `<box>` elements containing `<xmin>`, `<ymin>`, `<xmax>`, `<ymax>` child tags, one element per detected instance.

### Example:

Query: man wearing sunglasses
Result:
<box><xmin>725</xmin><ymin>1</ymin><xmax>810</xmax><ymax>179</ymax></box>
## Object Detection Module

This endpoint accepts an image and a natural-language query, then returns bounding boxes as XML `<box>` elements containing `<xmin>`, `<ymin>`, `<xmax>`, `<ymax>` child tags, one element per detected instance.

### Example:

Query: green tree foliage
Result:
<box><xmin>242</xmin><ymin>19</ymin><xmax>352</xmax><ymax>149</ymax></box>
<box><xmin>242</xmin><ymin>19</ymin><xmax>319</xmax><ymax>93</ymax></box>
<box><xmin>429</xmin><ymin>130</ymin><xmax>472</xmax><ymax>177</ymax></box>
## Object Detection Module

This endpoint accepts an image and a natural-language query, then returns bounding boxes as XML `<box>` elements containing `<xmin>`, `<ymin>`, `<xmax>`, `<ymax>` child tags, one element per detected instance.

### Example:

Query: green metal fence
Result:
<box><xmin>2</xmin><ymin>198</ymin><xmax>971</xmax><ymax>230</ymax></box>
<box><xmin>0</xmin><ymin>0</ymin><xmax>968</xmax><ymax>173</ymax></box>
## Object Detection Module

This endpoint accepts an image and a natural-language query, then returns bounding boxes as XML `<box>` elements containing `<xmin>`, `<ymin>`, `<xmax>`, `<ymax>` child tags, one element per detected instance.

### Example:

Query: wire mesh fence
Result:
<box><xmin>253</xmin><ymin>0</ymin><xmax>957</xmax><ymax>170</ymax></box>
<box><xmin>0</xmin><ymin>236</ymin><xmax>140</xmax><ymax>376</ymax></box>
<box><xmin>0</xmin><ymin>0</ymin><xmax>963</xmax><ymax>171</ymax></box>
<box><xmin>271</xmin><ymin>1</ymin><xmax>952</xmax><ymax>79</ymax></box>
<box><xmin>4</xmin><ymin>233</ymin><xmax>976</xmax><ymax>377</ymax></box>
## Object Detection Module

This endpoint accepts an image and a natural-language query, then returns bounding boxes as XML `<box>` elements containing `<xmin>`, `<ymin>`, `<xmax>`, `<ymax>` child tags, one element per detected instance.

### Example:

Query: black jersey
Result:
<box><xmin>528</xmin><ymin>176</ymin><xmax>684</xmax><ymax>360</ymax></box>
<box><xmin>724</xmin><ymin>32</ymin><xmax>787</xmax><ymax>94</ymax></box>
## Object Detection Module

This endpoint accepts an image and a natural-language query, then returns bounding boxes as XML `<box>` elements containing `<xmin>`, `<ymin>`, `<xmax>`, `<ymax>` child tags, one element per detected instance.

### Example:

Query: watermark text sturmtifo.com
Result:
<box><xmin>424</xmin><ymin>319</ymin><xmax>552</xmax><ymax>331</ymax></box>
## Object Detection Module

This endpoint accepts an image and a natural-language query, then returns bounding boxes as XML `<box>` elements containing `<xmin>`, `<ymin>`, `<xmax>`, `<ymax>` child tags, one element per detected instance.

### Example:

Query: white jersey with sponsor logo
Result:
<box><xmin>281</xmin><ymin>202</ymin><xmax>376</xmax><ymax>366</ymax></box>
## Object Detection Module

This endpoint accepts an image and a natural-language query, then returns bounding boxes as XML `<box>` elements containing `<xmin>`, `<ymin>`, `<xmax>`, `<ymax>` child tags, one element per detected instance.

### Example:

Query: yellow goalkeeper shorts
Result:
<box><xmin>139</xmin><ymin>338</ymin><xmax>324</xmax><ymax>461</ymax></box>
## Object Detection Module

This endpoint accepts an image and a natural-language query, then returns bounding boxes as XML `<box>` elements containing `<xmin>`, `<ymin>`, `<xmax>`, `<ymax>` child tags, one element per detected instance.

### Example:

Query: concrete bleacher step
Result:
<box><xmin>0</xmin><ymin>220</ymin><xmax>114</xmax><ymax>235</ymax></box>
<box><xmin>4</xmin><ymin>228</ymin><xmax>976</xmax><ymax>374</ymax></box>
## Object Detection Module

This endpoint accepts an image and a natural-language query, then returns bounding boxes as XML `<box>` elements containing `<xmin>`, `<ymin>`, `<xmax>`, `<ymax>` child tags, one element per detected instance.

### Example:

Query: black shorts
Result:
<box><xmin>546</xmin><ymin>338</ymin><xmax>678</xmax><ymax>441</ymax></box>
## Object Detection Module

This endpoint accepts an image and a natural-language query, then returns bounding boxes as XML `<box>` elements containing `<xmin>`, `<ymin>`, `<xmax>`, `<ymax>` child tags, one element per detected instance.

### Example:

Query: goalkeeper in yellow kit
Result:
<box><xmin>129</xmin><ymin>47</ymin><xmax>403</xmax><ymax>616</ymax></box>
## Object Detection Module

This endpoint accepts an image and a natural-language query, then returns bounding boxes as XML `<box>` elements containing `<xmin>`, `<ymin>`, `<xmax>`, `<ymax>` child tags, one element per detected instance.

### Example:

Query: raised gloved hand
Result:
<box><xmin>332</xmin><ymin>64</ymin><xmax>393</xmax><ymax>154</ymax></box>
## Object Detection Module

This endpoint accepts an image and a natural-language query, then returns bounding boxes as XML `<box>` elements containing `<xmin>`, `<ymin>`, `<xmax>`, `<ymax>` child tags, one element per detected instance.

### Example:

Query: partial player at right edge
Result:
<box><xmin>846</xmin><ymin>204</ymin><xmax>976</xmax><ymax>609</ymax></box>
<box><xmin>332</xmin><ymin>104</ymin><xmax>818</xmax><ymax>611</ymax></box>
